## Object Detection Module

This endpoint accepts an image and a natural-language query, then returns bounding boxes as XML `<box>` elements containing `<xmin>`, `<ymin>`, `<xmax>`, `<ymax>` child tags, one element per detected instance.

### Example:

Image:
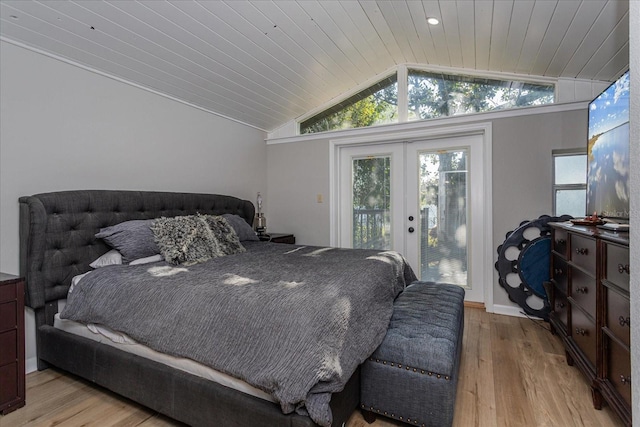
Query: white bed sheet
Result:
<box><xmin>53</xmin><ymin>313</ymin><xmax>275</xmax><ymax>403</ymax></box>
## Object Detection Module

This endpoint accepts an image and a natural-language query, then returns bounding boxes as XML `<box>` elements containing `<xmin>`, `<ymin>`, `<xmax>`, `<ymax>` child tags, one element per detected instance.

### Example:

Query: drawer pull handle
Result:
<box><xmin>617</xmin><ymin>264</ymin><xmax>630</xmax><ymax>274</ymax></box>
<box><xmin>575</xmin><ymin>248</ymin><xmax>589</xmax><ymax>255</ymax></box>
<box><xmin>556</xmin><ymin>302</ymin><xmax>565</xmax><ymax>309</ymax></box>
<box><xmin>618</xmin><ymin>316</ymin><xmax>631</xmax><ymax>327</ymax></box>
<box><xmin>620</xmin><ymin>375</ymin><xmax>631</xmax><ymax>385</ymax></box>
<box><xmin>556</xmin><ymin>239</ymin><xmax>566</xmax><ymax>245</ymax></box>
<box><xmin>554</xmin><ymin>268</ymin><xmax>564</xmax><ymax>275</ymax></box>
<box><xmin>575</xmin><ymin>287</ymin><xmax>588</xmax><ymax>294</ymax></box>
<box><xmin>574</xmin><ymin>327</ymin><xmax>588</xmax><ymax>336</ymax></box>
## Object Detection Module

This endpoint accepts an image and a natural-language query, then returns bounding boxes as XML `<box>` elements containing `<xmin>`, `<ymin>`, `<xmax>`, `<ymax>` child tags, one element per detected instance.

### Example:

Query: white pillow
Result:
<box><xmin>90</xmin><ymin>249</ymin><xmax>122</xmax><ymax>268</ymax></box>
<box><xmin>68</xmin><ymin>271</ymin><xmax>91</xmax><ymax>294</ymax></box>
<box><xmin>129</xmin><ymin>254</ymin><xmax>164</xmax><ymax>265</ymax></box>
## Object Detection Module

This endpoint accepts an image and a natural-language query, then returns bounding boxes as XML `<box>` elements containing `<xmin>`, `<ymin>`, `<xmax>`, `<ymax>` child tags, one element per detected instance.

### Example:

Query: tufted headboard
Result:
<box><xmin>19</xmin><ymin>190</ymin><xmax>255</xmax><ymax>316</ymax></box>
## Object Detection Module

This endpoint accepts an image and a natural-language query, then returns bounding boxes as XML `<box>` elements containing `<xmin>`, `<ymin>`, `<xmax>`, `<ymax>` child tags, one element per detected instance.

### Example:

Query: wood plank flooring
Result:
<box><xmin>0</xmin><ymin>308</ymin><xmax>624</xmax><ymax>427</ymax></box>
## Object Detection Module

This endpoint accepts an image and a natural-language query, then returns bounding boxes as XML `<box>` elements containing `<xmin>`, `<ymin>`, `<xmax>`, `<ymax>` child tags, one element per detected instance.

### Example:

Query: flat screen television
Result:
<box><xmin>586</xmin><ymin>70</ymin><xmax>630</xmax><ymax>221</ymax></box>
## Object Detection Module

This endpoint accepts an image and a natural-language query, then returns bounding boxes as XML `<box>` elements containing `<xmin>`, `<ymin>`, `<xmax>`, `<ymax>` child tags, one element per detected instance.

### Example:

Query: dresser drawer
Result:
<box><xmin>553</xmin><ymin>229</ymin><xmax>568</xmax><ymax>258</ymax></box>
<box><xmin>570</xmin><ymin>235</ymin><xmax>596</xmax><ymax>275</ymax></box>
<box><xmin>571</xmin><ymin>304</ymin><xmax>597</xmax><ymax>368</ymax></box>
<box><xmin>606</xmin><ymin>337</ymin><xmax>632</xmax><ymax>408</ymax></box>
<box><xmin>551</xmin><ymin>256</ymin><xmax>568</xmax><ymax>294</ymax></box>
<box><xmin>605</xmin><ymin>243</ymin><xmax>630</xmax><ymax>292</ymax></box>
<box><xmin>605</xmin><ymin>285</ymin><xmax>630</xmax><ymax>347</ymax></box>
<box><xmin>553</xmin><ymin>289</ymin><xmax>568</xmax><ymax>332</ymax></box>
<box><xmin>570</xmin><ymin>267</ymin><xmax>596</xmax><ymax>315</ymax></box>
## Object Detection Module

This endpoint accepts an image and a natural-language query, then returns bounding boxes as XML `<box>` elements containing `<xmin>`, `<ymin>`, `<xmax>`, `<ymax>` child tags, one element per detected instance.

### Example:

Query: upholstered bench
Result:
<box><xmin>360</xmin><ymin>281</ymin><xmax>465</xmax><ymax>427</ymax></box>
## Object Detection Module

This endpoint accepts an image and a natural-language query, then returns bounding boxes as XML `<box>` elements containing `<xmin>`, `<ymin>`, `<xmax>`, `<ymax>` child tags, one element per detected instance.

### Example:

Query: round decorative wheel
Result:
<box><xmin>495</xmin><ymin>215</ymin><xmax>572</xmax><ymax>320</ymax></box>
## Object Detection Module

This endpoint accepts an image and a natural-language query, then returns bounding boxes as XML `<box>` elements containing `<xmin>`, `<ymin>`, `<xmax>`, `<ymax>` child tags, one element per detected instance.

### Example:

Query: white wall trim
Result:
<box><xmin>26</xmin><ymin>357</ymin><xmax>38</xmax><ymax>374</ymax></box>
<box><xmin>482</xmin><ymin>123</ymin><xmax>495</xmax><ymax>313</ymax></box>
<box><xmin>492</xmin><ymin>304</ymin><xmax>531</xmax><ymax>319</ymax></box>
<box><xmin>0</xmin><ymin>37</ymin><xmax>267</xmax><ymax>133</ymax></box>
<box><xmin>267</xmin><ymin>101</ymin><xmax>587</xmax><ymax>145</ymax></box>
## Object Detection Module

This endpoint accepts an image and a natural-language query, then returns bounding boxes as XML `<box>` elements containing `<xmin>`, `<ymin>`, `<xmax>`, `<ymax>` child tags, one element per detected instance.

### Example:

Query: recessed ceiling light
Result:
<box><xmin>427</xmin><ymin>17</ymin><xmax>440</xmax><ymax>25</ymax></box>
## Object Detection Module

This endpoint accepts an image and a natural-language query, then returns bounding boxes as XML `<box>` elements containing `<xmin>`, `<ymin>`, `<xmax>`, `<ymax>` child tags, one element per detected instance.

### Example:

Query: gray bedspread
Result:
<box><xmin>60</xmin><ymin>242</ymin><xmax>417</xmax><ymax>426</ymax></box>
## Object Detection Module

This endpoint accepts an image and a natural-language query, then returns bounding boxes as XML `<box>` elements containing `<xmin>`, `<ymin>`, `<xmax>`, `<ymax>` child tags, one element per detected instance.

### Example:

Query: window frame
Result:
<box><xmin>552</xmin><ymin>148</ymin><xmax>587</xmax><ymax>217</ymax></box>
<box><xmin>298</xmin><ymin>64</ymin><xmax>557</xmax><ymax>135</ymax></box>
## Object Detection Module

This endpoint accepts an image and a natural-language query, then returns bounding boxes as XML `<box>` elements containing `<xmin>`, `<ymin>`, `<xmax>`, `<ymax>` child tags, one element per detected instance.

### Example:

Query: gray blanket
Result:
<box><xmin>60</xmin><ymin>242</ymin><xmax>417</xmax><ymax>426</ymax></box>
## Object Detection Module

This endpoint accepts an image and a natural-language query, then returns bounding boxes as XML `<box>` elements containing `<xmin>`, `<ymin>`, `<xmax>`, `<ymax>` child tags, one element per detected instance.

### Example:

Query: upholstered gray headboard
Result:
<box><xmin>19</xmin><ymin>190</ymin><xmax>255</xmax><ymax>313</ymax></box>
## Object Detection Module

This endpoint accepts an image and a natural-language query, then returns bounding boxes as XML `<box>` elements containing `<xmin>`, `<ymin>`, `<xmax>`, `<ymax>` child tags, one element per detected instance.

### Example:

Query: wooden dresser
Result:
<box><xmin>548</xmin><ymin>223</ymin><xmax>631</xmax><ymax>426</ymax></box>
<box><xmin>0</xmin><ymin>273</ymin><xmax>25</xmax><ymax>415</ymax></box>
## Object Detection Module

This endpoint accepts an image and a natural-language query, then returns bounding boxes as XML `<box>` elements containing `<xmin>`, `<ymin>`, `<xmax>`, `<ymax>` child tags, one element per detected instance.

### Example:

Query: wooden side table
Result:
<box><xmin>0</xmin><ymin>273</ymin><xmax>25</xmax><ymax>415</ymax></box>
<box><xmin>259</xmin><ymin>233</ymin><xmax>296</xmax><ymax>244</ymax></box>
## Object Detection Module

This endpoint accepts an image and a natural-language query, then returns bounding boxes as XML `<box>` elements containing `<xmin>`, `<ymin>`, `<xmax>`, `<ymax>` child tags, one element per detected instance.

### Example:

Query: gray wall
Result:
<box><xmin>267</xmin><ymin>107</ymin><xmax>587</xmax><ymax>311</ymax></box>
<box><xmin>0</xmin><ymin>41</ymin><xmax>267</xmax><ymax>368</ymax></box>
<box><xmin>0</xmin><ymin>41</ymin><xmax>268</xmax><ymax>274</ymax></box>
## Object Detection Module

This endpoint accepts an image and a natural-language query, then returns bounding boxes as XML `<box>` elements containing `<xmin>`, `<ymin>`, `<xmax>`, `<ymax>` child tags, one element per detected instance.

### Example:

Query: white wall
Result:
<box><xmin>0</xmin><ymin>41</ymin><xmax>267</xmax><ymax>370</ymax></box>
<box><xmin>266</xmin><ymin>105</ymin><xmax>587</xmax><ymax>314</ymax></box>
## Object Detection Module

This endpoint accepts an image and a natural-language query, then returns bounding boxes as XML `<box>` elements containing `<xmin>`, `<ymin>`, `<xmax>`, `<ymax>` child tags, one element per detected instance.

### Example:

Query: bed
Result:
<box><xmin>19</xmin><ymin>190</ymin><xmax>416</xmax><ymax>427</ymax></box>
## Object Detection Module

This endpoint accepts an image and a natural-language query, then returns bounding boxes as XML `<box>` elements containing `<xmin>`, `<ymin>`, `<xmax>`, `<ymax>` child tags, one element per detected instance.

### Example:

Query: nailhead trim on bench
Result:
<box><xmin>360</xmin><ymin>403</ymin><xmax>425</xmax><ymax>426</ymax></box>
<box><xmin>368</xmin><ymin>357</ymin><xmax>451</xmax><ymax>380</ymax></box>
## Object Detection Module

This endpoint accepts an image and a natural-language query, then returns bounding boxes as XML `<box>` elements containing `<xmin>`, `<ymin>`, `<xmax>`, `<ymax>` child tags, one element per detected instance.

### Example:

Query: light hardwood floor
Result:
<box><xmin>0</xmin><ymin>308</ymin><xmax>624</xmax><ymax>427</ymax></box>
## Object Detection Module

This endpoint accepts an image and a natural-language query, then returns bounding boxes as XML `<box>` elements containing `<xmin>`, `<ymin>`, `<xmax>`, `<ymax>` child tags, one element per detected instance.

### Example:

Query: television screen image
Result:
<box><xmin>586</xmin><ymin>70</ymin><xmax>630</xmax><ymax>220</ymax></box>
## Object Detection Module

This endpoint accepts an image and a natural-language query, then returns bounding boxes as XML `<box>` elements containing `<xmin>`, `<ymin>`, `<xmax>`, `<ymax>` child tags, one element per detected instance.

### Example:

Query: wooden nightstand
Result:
<box><xmin>259</xmin><ymin>233</ymin><xmax>296</xmax><ymax>244</ymax></box>
<box><xmin>0</xmin><ymin>273</ymin><xmax>25</xmax><ymax>415</ymax></box>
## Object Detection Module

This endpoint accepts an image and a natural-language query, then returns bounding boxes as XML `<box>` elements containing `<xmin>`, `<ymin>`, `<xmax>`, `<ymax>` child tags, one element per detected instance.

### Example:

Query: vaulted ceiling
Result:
<box><xmin>0</xmin><ymin>1</ymin><xmax>630</xmax><ymax>132</ymax></box>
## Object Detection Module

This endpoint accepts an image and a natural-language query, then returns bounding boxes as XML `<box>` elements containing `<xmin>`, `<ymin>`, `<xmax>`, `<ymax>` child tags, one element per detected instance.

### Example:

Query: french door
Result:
<box><xmin>338</xmin><ymin>134</ymin><xmax>486</xmax><ymax>303</ymax></box>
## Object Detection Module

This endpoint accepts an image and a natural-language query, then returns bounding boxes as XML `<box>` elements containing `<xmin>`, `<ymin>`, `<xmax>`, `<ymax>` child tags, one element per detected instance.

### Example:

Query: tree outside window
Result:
<box><xmin>300</xmin><ymin>69</ymin><xmax>555</xmax><ymax>134</ymax></box>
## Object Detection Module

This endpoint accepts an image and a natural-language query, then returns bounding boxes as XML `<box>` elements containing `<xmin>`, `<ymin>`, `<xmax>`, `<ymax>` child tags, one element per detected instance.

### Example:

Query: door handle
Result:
<box><xmin>408</xmin><ymin>227</ymin><xmax>415</xmax><ymax>233</ymax></box>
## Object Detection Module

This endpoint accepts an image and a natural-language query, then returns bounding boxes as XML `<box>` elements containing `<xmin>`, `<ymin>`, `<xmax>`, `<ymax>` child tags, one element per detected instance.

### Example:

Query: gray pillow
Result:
<box><xmin>95</xmin><ymin>219</ymin><xmax>159</xmax><ymax>263</ymax></box>
<box><xmin>222</xmin><ymin>214</ymin><xmax>259</xmax><ymax>241</ymax></box>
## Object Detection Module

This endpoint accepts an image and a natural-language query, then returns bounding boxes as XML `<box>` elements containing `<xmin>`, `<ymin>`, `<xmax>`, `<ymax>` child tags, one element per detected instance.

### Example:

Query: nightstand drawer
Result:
<box><xmin>570</xmin><ymin>235</ymin><xmax>596</xmax><ymax>275</ymax></box>
<box><xmin>0</xmin><ymin>284</ymin><xmax>16</xmax><ymax>303</ymax></box>
<box><xmin>0</xmin><ymin>274</ymin><xmax>25</xmax><ymax>415</ymax></box>
<box><xmin>261</xmin><ymin>233</ymin><xmax>295</xmax><ymax>244</ymax></box>
<box><xmin>0</xmin><ymin>301</ymin><xmax>17</xmax><ymax>332</ymax></box>
<box><xmin>0</xmin><ymin>330</ymin><xmax>17</xmax><ymax>366</ymax></box>
<box><xmin>571</xmin><ymin>304</ymin><xmax>596</xmax><ymax>368</ymax></box>
<box><xmin>570</xmin><ymin>267</ymin><xmax>596</xmax><ymax>315</ymax></box>
<box><xmin>0</xmin><ymin>364</ymin><xmax>19</xmax><ymax>408</ymax></box>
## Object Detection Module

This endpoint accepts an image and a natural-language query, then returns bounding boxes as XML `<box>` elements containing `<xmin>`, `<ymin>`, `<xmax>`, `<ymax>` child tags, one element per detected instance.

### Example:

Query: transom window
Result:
<box><xmin>300</xmin><ymin>67</ymin><xmax>555</xmax><ymax>134</ymax></box>
<box><xmin>407</xmin><ymin>70</ymin><xmax>555</xmax><ymax>121</ymax></box>
<box><xmin>300</xmin><ymin>76</ymin><xmax>398</xmax><ymax>134</ymax></box>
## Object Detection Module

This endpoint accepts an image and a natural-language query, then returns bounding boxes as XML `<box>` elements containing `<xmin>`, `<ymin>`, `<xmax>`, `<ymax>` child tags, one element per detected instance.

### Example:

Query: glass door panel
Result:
<box><xmin>405</xmin><ymin>134</ymin><xmax>486</xmax><ymax>303</ymax></box>
<box><xmin>417</xmin><ymin>150</ymin><xmax>469</xmax><ymax>286</ymax></box>
<box><xmin>352</xmin><ymin>156</ymin><xmax>391</xmax><ymax>249</ymax></box>
<box><xmin>339</xmin><ymin>144</ymin><xmax>404</xmax><ymax>252</ymax></box>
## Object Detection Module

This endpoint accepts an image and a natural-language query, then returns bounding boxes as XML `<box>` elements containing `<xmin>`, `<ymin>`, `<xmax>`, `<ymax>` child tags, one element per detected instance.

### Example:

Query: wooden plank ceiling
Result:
<box><xmin>0</xmin><ymin>0</ymin><xmax>629</xmax><ymax>132</ymax></box>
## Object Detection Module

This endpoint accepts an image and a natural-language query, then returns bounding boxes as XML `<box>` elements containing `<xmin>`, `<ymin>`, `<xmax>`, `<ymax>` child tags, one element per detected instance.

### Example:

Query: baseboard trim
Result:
<box><xmin>464</xmin><ymin>301</ymin><xmax>485</xmax><ymax>310</ymax></box>
<box><xmin>492</xmin><ymin>304</ymin><xmax>531</xmax><ymax>319</ymax></box>
<box><xmin>26</xmin><ymin>357</ymin><xmax>38</xmax><ymax>374</ymax></box>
